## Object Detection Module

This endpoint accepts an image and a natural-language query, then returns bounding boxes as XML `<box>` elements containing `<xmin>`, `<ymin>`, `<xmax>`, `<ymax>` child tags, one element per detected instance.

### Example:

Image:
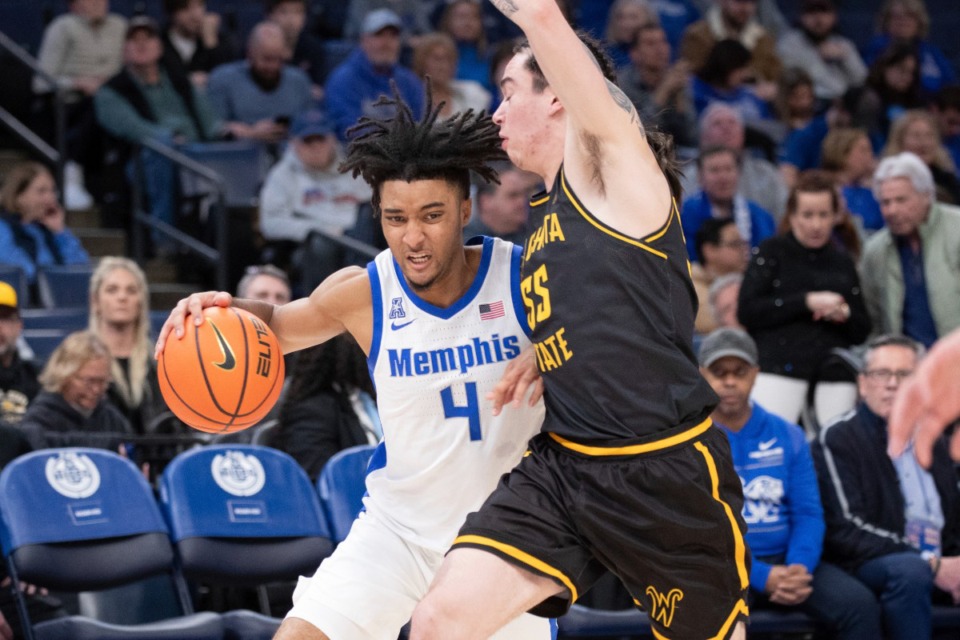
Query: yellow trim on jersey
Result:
<box><xmin>558</xmin><ymin>170</ymin><xmax>668</xmax><ymax>260</ymax></box>
<box><xmin>642</xmin><ymin>198</ymin><xmax>679</xmax><ymax>244</ymax></box>
<box><xmin>530</xmin><ymin>195</ymin><xmax>550</xmax><ymax>207</ymax></box>
<box><xmin>694</xmin><ymin>441</ymin><xmax>750</xmax><ymax>590</ymax></box>
<box><xmin>548</xmin><ymin>418</ymin><xmax>712</xmax><ymax>456</ymax></box>
<box><xmin>452</xmin><ymin>535</ymin><xmax>579</xmax><ymax>602</ymax></box>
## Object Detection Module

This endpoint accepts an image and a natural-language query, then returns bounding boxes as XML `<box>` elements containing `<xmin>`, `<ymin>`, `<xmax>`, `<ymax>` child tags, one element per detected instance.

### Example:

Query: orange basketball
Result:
<box><xmin>158</xmin><ymin>306</ymin><xmax>285</xmax><ymax>434</ymax></box>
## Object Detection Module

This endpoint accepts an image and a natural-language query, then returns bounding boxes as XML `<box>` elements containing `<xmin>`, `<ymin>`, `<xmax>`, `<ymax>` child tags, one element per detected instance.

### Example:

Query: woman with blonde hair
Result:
<box><xmin>88</xmin><ymin>257</ymin><xmax>165</xmax><ymax>434</ymax></box>
<box><xmin>412</xmin><ymin>32</ymin><xmax>491</xmax><ymax>118</ymax></box>
<box><xmin>19</xmin><ymin>330</ymin><xmax>132</xmax><ymax>449</ymax></box>
<box><xmin>883</xmin><ymin>109</ymin><xmax>960</xmax><ymax>203</ymax></box>
<box><xmin>821</xmin><ymin>127</ymin><xmax>884</xmax><ymax>232</ymax></box>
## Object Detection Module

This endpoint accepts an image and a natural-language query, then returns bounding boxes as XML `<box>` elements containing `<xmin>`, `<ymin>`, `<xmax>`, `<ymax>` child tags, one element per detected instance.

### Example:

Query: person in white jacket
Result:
<box><xmin>258</xmin><ymin>109</ymin><xmax>373</xmax><ymax>289</ymax></box>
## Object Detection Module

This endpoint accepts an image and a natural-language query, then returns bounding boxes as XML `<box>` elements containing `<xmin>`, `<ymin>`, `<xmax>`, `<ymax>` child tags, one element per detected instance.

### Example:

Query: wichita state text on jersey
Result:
<box><xmin>521</xmin><ymin>167</ymin><xmax>718</xmax><ymax>444</ymax></box>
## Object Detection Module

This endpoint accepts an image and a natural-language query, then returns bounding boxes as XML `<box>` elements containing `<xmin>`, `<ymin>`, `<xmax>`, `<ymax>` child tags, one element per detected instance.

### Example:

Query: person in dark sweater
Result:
<box><xmin>19</xmin><ymin>331</ymin><xmax>133</xmax><ymax>451</ymax></box>
<box><xmin>0</xmin><ymin>282</ymin><xmax>41</xmax><ymax>427</ymax></box>
<box><xmin>738</xmin><ymin>170</ymin><xmax>870</xmax><ymax>426</ymax></box>
<box><xmin>271</xmin><ymin>334</ymin><xmax>379</xmax><ymax>482</ymax></box>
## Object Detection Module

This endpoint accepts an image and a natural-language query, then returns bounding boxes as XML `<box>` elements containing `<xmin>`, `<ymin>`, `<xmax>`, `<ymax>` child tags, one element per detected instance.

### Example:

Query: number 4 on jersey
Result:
<box><xmin>441</xmin><ymin>382</ymin><xmax>481</xmax><ymax>441</ymax></box>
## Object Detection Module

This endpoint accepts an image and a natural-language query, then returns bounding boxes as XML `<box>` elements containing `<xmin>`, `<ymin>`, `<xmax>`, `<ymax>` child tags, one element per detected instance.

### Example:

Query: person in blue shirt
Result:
<box><xmin>700</xmin><ymin>327</ymin><xmax>882</xmax><ymax>639</ymax></box>
<box><xmin>0</xmin><ymin>162</ymin><xmax>89</xmax><ymax>287</ymax></box>
<box><xmin>324</xmin><ymin>8</ymin><xmax>425</xmax><ymax>142</ymax></box>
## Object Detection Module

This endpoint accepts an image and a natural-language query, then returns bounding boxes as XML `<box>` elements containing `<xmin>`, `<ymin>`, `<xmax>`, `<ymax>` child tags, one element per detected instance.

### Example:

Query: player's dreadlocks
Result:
<box><xmin>340</xmin><ymin>82</ymin><xmax>508</xmax><ymax>215</ymax></box>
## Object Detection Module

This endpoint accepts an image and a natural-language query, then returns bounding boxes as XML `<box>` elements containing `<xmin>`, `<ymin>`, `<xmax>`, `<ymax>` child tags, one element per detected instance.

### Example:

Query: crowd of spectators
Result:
<box><xmin>2</xmin><ymin>0</ymin><xmax>960</xmax><ymax>631</ymax></box>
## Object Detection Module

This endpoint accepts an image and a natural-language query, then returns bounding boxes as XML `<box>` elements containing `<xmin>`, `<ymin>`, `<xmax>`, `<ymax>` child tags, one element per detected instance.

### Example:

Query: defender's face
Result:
<box><xmin>380</xmin><ymin>179</ymin><xmax>471</xmax><ymax>294</ymax></box>
<box><xmin>493</xmin><ymin>53</ymin><xmax>553</xmax><ymax>172</ymax></box>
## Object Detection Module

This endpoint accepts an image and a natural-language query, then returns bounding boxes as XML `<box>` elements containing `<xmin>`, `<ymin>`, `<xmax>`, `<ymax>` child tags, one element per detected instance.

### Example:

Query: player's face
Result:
<box><xmin>701</xmin><ymin>356</ymin><xmax>758</xmax><ymax>423</ymax></box>
<box><xmin>63</xmin><ymin>356</ymin><xmax>112</xmax><ymax>413</ymax></box>
<box><xmin>493</xmin><ymin>53</ymin><xmax>555</xmax><ymax>172</ymax></box>
<box><xmin>380</xmin><ymin>179</ymin><xmax>471</xmax><ymax>296</ymax></box>
<box><xmin>788</xmin><ymin>190</ymin><xmax>835</xmax><ymax>250</ymax></box>
<box><xmin>859</xmin><ymin>345</ymin><xmax>917</xmax><ymax>419</ymax></box>
<box><xmin>94</xmin><ymin>267</ymin><xmax>142</xmax><ymax>327</ymax></box>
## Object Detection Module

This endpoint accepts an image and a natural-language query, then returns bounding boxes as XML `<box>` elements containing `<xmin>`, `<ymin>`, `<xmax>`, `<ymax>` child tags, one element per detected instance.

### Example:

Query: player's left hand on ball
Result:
<box><xmin>488</xmin><ymin>346</ymin><xmax>543</xmax><ymax>416</ymax></box>
<box><xmin>154</xmin><ymin>291</ymin><xmax>233</xmax><ymax>359</ymax></box>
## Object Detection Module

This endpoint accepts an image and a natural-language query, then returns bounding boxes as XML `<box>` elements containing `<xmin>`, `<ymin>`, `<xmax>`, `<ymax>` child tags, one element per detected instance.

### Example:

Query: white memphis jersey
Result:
<box><xmin>364</xmin><ymin>236</ymin><xmax>543</xmax><ymax>551</ymax></box>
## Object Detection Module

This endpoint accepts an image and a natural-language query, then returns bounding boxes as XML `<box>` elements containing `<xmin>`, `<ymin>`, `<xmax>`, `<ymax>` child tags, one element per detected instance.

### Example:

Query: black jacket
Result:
<box><xmin>19</xmin><ymin>391</ymin><xmax>133</xmax><ymax>451</ymax></box>
<box><xmin>0</xmin><ymin>351</ymin><xmax>41</xmax><ymax>426</ymax></box>
<box><xmin>738</xmin><ymin>232</ymin><xmax>871</xmax><ymax>380</ymax></box>
<box><xmin>812</xmin><ymin>403</ymin><xmax>960</xmax><ymax>571</ymax></box>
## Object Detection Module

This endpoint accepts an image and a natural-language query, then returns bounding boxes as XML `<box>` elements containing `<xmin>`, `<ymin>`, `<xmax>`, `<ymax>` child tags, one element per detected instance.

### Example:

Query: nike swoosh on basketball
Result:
<box><xmin>210</xmin><ymin>322</ymin><xmax>237</xmax><ymax>371</ymax></box>
<box><xmin>391</xmin><ymin>319</ymin><xmax>416</xmax><ymax>330</ymax></box>
<box><xmin>758</xmin><ymin>438</ymin><xmax>777</xmax><ymax>451</ymax></box>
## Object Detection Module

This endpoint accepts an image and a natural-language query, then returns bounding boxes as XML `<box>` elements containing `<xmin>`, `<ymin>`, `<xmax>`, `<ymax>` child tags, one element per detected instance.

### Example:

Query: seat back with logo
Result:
<box><xmin>0</xmin><ymin>448</ymin><xmax>223</xmax><ymax>640</ymax></box>
<box><xmin>159</xmin><ymin>445</ymin><xmax>334</xmax><ymax>616</ymax></box>
<box><xmin>316</xmin><ymin>444</ymin><xmax>376</xmax><ymax>543</ymax></box>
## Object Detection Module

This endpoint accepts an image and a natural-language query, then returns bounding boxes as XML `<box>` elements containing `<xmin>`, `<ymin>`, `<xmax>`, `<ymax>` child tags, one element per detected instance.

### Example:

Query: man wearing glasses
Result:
<box><xmin>813</xmin><ymin>334</ymin><xmax>960</xmax><ymax>640</ymax></box>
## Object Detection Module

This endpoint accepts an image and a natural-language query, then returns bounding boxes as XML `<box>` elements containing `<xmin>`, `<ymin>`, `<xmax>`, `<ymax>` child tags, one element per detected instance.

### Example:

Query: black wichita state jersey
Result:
<box><xmin>520</xmin><ymin>167</ymin><xmax>718</xmax><ymax>443</ymax></box>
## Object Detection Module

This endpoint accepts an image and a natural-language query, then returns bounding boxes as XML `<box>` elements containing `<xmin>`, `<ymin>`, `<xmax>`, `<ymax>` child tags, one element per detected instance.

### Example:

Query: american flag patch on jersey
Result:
<box><xmin>479</xmin><ymin>301</ymin><xmax>505</xmax><ymax>321</ymax></box>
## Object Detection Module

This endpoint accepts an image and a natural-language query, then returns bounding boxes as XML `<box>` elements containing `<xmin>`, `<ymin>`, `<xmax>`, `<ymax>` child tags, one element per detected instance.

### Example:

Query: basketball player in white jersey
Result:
<box><xmin>155</xmin><ymin>94</ymin><xmax>551</xmax><ymax>640</ymax></box>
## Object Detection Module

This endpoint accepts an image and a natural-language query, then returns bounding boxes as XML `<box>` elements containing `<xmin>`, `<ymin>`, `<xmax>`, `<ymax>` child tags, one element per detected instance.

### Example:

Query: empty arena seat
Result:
<box><xmin>36</xmin><ymin>265</ymin><xmax>94</xmax><ymax>309</ymax></box>
<box><xmin>316</xmin><ymin>444</ymin><xmax>376</xmax><ymax>543</ymax></box>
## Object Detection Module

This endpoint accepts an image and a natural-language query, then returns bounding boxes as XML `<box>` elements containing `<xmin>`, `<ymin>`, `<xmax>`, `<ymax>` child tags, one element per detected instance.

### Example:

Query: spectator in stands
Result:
<box><xmin>616</xmin><ymin>23</ymin><xmax>696</xmax><ymax>148</ymax></box>
<box><xmin>463</xmin><ymin>162</ymin><xmax>533</xmax><ymax>245</ymax></box>
<box><xmin>272</xmin><ymin>334</ymin><xmax>379</xmax><ymax>481</ymax></box>
<box><xmin>775</xmin><ymin>68</ymin><xmax>816</xmax><ymax>134</ymax></box>
<box><xmin>34</xmin><ymin>0</ymin><xmax>128</xmax><ymax>211</ymax></box>
<box><xmin>776</xmin><ymin>0</ymin><xmax>867</xmax><ymax>102</ymax></box>
<box><xmin>864</xmin><ymin>0</ymin><xmax>957</xmax><ymax>96</ymax></box>
<box><xmin>691</xmin><ymin>218</ymin><xmax>749</xmax><ymax>334</ymax></box>
<box><xmin>645</xmin><ymin>0</ymin><xmax>699</xmax><ymax>57</ymax></box>
<box><xmin>681</xmin><ymin>145</ymin><xmax>777</xmax><ymax>262</ymax></box>
<box><xmin>0</xmin><ymin>282</ymin><xmax>40</xmax><ymax>427</ymax></box>
<box><xmin>207</xmin><ymin>21</ymin><xmax>313</xmax><ymax>145</ymax></box>
<box><xmin>236</xmin><ymin>264</ymin><xmax>293</xmax><ymax>307</ymax></box>
<box><xmin>680</xmin><ymin>0</ymin><xmax>781</xmax><ymax>91</ymax></box>
<box><xmin>603</xmin><ymin>0</ymin><xmax>659</xmax><ymax>70</ymax></box>
<box><xmin>437</xmin><ymin>0</ymin><xmax>491</xmax><ymax>90</ymax></box>
<box><xmin>342</xmin><ymin>0</ymin><xmax>434</xmax><ymax>41</ymax></box>
<box><xmin>87</xmin><ymin>258</ymin><xmax>165</xmax><ymax>436</ymax></box>
<box><xmin>709</xmin><ymin>273</ymin><xmax>745</xmax><ymax>330</ymax></box>
<box><xmin>701</xmin><ymin>327</ymin><xmax>883</xmax><ymax>639</ymax></box>
<box><xmin>739</xmin><ymin>171</ymin><xmax>871</xmax><ymax>425</ymax></box>
<box><xmin>883</xmin><ymin>110</ymin><xmax>960</xmax><ymax>204</ymax></box>
<box><xmin>412</xmin><ymin>33</ymin><xmax>491</xmax><ymax>118</ymax></box>
<box><xmin>94</xmin><ymin>16</ymin><xmax>221</xmax><ymax>243</ymax></box>
<box><xmin>258</xmin><ymin>109</ymin><xmax>373</xmax><ymax>290</ymax></box>
<box><xmin>931</xmin><ymin>85</ymin><xmax>960</xmax><ymax>171</ymax></box>
<box><xmin>861</xmin><ymin>152</ymin><xmax>960</xmax><ymax>348</ymax></box>
<box><xmin>325</xmin><ymin>9</ymin><xmax>425</xmax><ymax>142</ymax></box>
<box><xmin>19</xmin><ymin>330</ymin><xmax>133</xmax><ymax>450</ymax></box>
<box><xmin>0</xmin><ymin>162</ymin><xmax>90</xmax><ymax>286</ymax></box>
<box><xmin>813</xmin><ymin>334</ymin><xmax>960</xmax><ymax>639</ymax></box>
<box><xmin>854</xmin><ymin>43</ymin><xmax>924</xmax><ymax>149</ymax></box>
<box><xmin>682</xmin><ymin>103</ymin><xmax>788</xmax><ymax>218</ymax></box>
<box><xmin>266</xmin><ymin>0</ymin><xmax>327</xmax><ymax>89</ymax></box>
<box><xmin>821</xmin><ymin>127</ymin><xmax>884</xmax><ymax>232</ymax></box>
<box><xmin>691</xmin><ymin>40</ymin><xmax>773</xmax><ymax>124</ymax></box>
<box><xmin>160</xmin><ymin>0</ymin><xmax>238</xmax><ymax>90</ymax></box>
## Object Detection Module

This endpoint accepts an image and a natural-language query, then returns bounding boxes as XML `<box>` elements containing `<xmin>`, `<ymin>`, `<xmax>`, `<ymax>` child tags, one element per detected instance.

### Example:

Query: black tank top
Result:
<box><xmin>521</xmin><ymin>167</ymin><xmax>717</xmax><ymax>444</ymax></box>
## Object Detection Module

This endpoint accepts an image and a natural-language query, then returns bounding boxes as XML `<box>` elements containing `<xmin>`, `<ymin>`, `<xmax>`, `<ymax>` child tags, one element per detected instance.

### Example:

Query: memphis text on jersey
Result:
<box><xmin>387</xmin><ymin>333</ymin><xmax>522</xmax><ymax>377</ymax></box>
<box><xmin>521</xmin><ymin>211</ymin><xmax>572</xmax><ymax>373</ymax></box>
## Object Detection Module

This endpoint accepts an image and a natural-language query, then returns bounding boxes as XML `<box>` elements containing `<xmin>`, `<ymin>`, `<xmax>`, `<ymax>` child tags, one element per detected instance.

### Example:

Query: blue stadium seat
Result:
<box><xmin>180</xmin><ymin>140</ymin><xmax>267</xmax><ymax>209</ymax></box>
<box><xmin>316</xmin><ymin>444</ymin><xmax>376</xmax><ymax>543</ymax></box>
<box><xmin>159</xmin><ymin>445</ymin><xmax>334</xmax><ymax>637</ymax></box>
<box><xmin>36</xmin><ymin>265</ymin><xmax>94</xmax><ymax>309</ymax></box>
<box><xmin>0</xmin><ymin>448</ymin><xmax>224</xmax><ymax>640</ymax></box>
<box><xmin>20</xmin><ymin>308</ymin><xmax>88</xmax><ymax>332</ymax></box>
<box><xmin>0</xmin><ymin>264</ymin><xmax>29</xmax><ymax>308</ymax></box>
<box><xmin>21</xmin><ymin>329</ymin><xmax>66</xmax><ymax>363</ymax></box>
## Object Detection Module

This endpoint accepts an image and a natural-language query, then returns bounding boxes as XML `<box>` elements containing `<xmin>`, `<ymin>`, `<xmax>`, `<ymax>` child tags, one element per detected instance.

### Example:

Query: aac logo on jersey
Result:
<box><xmin>45</xmin><ymin>451</ymin><xmax>101</xmax><ymax>499</ymax></box>
<box><xmin>211</xmin><ymin>451</ymin><xmax>266</xmax><ymax>496</ymax></box>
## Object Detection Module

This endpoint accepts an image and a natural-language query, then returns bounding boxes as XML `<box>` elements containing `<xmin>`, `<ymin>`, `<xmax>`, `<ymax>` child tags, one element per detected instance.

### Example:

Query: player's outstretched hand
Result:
<box><xmin>888</xmin><ymin>328</ymin><xmax>960</xmax><ymax>467</ymax></box>
<box><xmin>154</xmin><ymin>291</ymin><xmax>233</xmax><ymax>359</ymax></box>
<box><xmin>487</xmin><ymin>346</ymin><xmax>543</xmax><ymax>416</ymax></box>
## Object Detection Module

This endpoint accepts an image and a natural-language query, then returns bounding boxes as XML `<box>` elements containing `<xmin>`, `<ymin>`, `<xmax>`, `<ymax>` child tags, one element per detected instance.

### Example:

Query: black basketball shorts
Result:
<box><xmin>452</xmin><ymin>421</ymin><xmax>750</xmax><ymax>640</ymax></box>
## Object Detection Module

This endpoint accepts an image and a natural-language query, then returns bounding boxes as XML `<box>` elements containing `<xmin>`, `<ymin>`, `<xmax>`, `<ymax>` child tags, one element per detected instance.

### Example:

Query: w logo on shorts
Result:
<box><xmin>645</xmin><ymin>586</ymin><xmax>684</xmax><ymax>628</ymax></box>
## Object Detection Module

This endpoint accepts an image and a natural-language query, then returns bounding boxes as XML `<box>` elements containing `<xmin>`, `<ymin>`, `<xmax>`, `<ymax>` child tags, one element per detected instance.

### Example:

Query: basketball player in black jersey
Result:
<box><xmin>409</xmin><ymin>1</ymin><xmax>750</xmax><ymax>639</ymax></box>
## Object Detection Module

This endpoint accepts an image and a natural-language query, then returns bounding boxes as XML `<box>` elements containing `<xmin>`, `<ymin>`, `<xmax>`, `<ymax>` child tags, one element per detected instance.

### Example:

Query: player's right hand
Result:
<box><xmin>488</xmin><ymin>346</ymin><xmax>543</xmax><ymax>416</ymax></box>
<box><xmin>154</xmin><ymin>291</ymin><xmax>233</xmax><ymax>359</ymax></box>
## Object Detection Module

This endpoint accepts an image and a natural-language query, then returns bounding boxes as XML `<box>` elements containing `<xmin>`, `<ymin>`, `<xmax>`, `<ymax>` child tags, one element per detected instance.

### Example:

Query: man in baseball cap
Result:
<box><xmin>699</xmin><ymin>327</ymin><xmax>883</xmax><ymax>636</ymax></box>
<box><xmin>0</xmin><ymin>282</ymin><xmax>42</xmax><ymax>427</ymax></box>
